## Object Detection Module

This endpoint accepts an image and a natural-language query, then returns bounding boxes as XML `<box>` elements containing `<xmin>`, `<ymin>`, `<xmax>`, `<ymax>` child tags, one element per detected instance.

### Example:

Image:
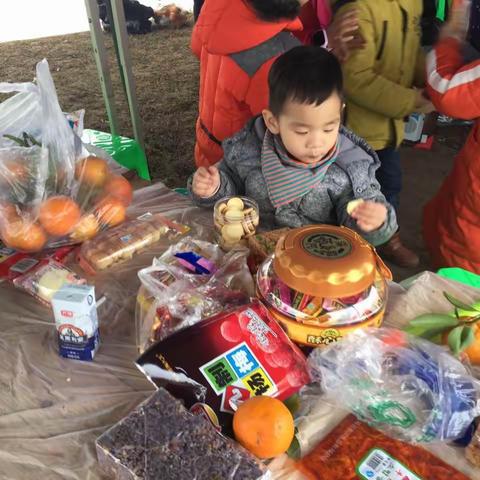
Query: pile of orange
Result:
<box><xmin>0</xmin><ymin>155</ymin><xmax>134</xmax><ymax>252</ymax></box>
<box><xmin>233</xmin><ymin>396</ymin><xmax>295</xmax><ymax>459</ymax></box>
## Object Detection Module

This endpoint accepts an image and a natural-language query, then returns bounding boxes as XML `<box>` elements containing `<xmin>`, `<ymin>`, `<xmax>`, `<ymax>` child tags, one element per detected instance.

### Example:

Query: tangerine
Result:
<box><xmin>233</xmin><ymin>396</ymin><xmax>295</xmax><ymax>459</ymax></box>
<box><xmin>39</xmin><ymin>196</ymin><xmax>81</xmax><ymax>237</ymax></box>
<box><xmin>70</xmin><ymin>214</ymin><xmax>100</xmax><ymax>242</ymax></box>
<box><xmin>0</xmin><ymin>202</ymin><xmax>20</xmax><ymax>224</ymax></box>
<box><xmin>75</xmin><ymin>156</ymin><xmax>109</xmax><ymax>187</ymax></box>
<box><xmin>103</xmin><ymin>175</ymin><xmax>133</xmax><ymax>206</ymax></box>
<box><xmin>1</xmin><ymin>218</ymin><xmax>47</xmax><ymax>252</ymax></box>
<box><xmin>95</xmin><ymin>196</ymin><xmax>126</xmax><ymax>227</ymax></box>
<box><xmin>0</xmin><ymin>161</ymin><xmax>29</xmax><ymax>185</ymax></box>
<box><xmin>442</xmin><ymin>324</ymin><xmax>480</xmax><ymax>365</ymax></box>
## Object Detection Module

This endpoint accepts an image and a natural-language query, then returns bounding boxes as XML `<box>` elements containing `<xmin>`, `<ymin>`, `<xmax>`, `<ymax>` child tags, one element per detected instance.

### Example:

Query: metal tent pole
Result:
<box><xmin>84</xmin><ymin>0</ymin><xmax>120</xmax><ymax>136</ymax></box>
<box><xmin>109</xmin><ymin>0</ymin><xmax>146</xmax><ymax>151</ymax></box>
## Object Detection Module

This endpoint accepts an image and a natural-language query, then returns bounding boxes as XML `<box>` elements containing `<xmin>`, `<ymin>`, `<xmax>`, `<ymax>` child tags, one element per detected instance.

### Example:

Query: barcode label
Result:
<box><xmin>11</xmin><ymin>258</ymin><xmax>39</xmax><ymax>274</ymax></box>
<box><xmin>367</xmin><ymin>453</ymin><xmax>383</xmax><ymax>470</ymax></box>
<box><xmin>357</xmin><ymin>449</ymin><xmax>422</xmax><ymax>480</ymax></box>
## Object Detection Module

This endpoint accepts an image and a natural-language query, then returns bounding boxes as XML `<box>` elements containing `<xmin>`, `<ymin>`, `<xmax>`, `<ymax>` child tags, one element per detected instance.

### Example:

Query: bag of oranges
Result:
<box><xmin>0</xmin><ymin>59</ymin><xmax>131</xmax><ymax>252</ymax></box>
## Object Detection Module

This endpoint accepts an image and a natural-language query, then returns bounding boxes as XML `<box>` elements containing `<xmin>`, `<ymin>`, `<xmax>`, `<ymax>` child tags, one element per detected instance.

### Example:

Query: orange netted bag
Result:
<box><xmin>297</xmin><ymin>415</ymin><xmax>471</xmax><ymax>480</ymax></box>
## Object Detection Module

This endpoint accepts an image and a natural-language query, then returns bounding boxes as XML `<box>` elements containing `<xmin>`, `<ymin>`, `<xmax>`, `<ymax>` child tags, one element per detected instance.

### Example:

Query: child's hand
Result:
<box><xmin>192</xmin><ymin>166</ymin><xmax>220</xmax><ymax>198</ymax></box>
<box><xmin>350</xmin><ymin>201</ymin><xmax>387</xmax><ymax>232</ymax></box>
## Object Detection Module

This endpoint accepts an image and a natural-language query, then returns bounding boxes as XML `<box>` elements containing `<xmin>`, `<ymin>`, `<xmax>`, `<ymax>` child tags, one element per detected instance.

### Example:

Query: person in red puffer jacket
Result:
<box><xmin>424</xmin><ymin>0</ymin><xmax>480</xmax><ymax>273</ymax></box>
<box><xmin>191</xmin><ymin>0</ymin><xmax>306</xmax><ymax>168</ymax></box>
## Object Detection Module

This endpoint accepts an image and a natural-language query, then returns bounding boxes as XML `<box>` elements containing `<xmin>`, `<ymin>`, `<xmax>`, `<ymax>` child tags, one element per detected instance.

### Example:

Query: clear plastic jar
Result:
<box><xmin>213</xmin><ymin>196</ymin><xmax>259</xmax><ymax>251</ymax></box>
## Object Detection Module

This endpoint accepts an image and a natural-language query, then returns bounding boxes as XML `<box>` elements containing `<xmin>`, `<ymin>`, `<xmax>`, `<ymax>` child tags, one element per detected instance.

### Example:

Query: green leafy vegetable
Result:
<box><xmin>448</xmin><ymin>326</ymin><xmax>464</xmax><ymax>356</ymax></box>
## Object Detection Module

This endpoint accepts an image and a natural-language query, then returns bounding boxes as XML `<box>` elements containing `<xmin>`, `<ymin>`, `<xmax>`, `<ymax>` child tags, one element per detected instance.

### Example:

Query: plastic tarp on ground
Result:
<box><xmin>0</xmin><ymin>183</ymin><xmax>478</xmax><ymax>479</ymax></box>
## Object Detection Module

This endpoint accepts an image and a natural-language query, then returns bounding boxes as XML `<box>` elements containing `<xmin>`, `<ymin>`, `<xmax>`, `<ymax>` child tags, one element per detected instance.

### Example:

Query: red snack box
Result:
<box><xmin>136</xmin><ymin>301</ymin><xmax>309</xmax><ymax>434</ymax></box>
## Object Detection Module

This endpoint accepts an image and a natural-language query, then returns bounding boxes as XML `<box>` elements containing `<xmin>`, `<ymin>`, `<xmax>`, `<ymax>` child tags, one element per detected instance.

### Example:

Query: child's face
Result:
<box><xmin>263</xmin><ymin>92</ymin><xmax>342</xmax><ymax>165</ymax></box>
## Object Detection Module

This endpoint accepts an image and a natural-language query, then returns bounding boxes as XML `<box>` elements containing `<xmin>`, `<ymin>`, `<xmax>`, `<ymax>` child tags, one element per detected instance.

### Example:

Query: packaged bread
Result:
<box><xmin>78</xmin><ymin>214</ymin><xmax>189</xmax><ymax>273</ymax></box>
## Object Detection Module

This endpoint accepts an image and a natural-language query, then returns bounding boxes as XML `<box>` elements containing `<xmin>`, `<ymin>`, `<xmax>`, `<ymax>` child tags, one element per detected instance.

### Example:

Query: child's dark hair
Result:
<box><xmin>268</xmin><ymin>46</ymin><xmax>343</xmax><ymax>116</ymax></box>
<box><xmin>247</xmin><ymin>0</ymin><xmax>301</xmax><ymax>21</ymax></box>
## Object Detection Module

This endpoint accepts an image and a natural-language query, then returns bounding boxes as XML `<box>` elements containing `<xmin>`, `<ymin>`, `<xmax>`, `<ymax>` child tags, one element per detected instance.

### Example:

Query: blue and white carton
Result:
<box><xmin>52</xmin><ymin>284</ymin><xmax>100</xmax><ymax>361</ymax></box>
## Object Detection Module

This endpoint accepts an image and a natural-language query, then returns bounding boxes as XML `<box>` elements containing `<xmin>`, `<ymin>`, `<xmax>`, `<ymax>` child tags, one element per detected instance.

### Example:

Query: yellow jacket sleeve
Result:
<box><xmin>338</xmin><ymin>3</ymin><xmax>417</xmax><ymax>119</ymax></box>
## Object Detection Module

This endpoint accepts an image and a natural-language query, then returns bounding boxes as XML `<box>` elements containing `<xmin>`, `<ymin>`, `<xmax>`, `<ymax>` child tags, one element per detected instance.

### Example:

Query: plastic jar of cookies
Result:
<box><xmin>213</xmin><ymin>196</ymin><xmax>259</xmax><ymax>251</ymax></box>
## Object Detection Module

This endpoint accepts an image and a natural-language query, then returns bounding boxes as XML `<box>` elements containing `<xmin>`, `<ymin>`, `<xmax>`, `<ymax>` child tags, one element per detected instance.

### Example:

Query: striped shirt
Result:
<box><xmin>261</xmin><ymin>129</ymin><xmax>339</xmax><ymax>208</ymax></box>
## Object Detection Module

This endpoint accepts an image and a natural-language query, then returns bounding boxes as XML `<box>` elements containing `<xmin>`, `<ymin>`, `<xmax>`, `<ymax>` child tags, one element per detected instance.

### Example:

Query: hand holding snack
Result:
<box><xmin>192</xmin><ymin>166</ymin><xmax>220</xmax><ymax>198</ymax></box>
<box><xmin>348</xmin><ymin>200</ymin><xmax>387</xmax><ymax>232</ymax></box>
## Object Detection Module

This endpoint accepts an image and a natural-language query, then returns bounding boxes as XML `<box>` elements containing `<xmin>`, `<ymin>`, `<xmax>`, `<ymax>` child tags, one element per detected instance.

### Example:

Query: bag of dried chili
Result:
<box><xmin>297</xmin><ymin>415</ymin><xmax>471</xmax><ymax>480</ymax></box>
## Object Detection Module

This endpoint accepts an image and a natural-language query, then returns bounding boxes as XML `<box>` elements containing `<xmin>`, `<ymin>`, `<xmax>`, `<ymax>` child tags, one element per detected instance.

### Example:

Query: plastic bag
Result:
<box><xmin>297</xmin><ymin>414</ymin><xmax>472</xmax><ymax>480</ymax></box>
<box><xmin>307</xmin><ymin>328</ymin><xmax>480</xmax><ymax>443</ymax></box>
<box><xmin>135</xmin><ymin>238</ymin><xmax>252</xmax><ymax>352</ymax></box>
<box><xmin>0</xmin><ymin>59</ymin><xmax>131</xmax><ymax>252</ymax></box>
<box><xmin>136</xmin><ymin>238</ymin><xmax>254</xmax><ymax>352</ymax></box>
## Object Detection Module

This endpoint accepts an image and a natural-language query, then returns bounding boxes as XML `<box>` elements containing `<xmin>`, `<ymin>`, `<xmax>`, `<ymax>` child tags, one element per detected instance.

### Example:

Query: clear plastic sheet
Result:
<box><xmin>0</xmin><ymin>182</ymin><xmax>211</xmax><ymax>479</ymax></box>
<box><xmin>1</xmin><ymin>202</ymin><xmax>480</xmax><ymax>480</ymax></box>
<box><xmin>0</xmin><ymin>60</ymin><xmax>132</xmax><ymax>252</ymax></box>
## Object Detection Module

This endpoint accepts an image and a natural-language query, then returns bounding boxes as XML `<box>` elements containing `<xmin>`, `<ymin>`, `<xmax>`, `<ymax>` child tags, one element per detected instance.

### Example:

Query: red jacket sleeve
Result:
<box><xmin>426</xmin><ymin>37</ymin><xmax>480</xmax><ymax>119</ymax></box>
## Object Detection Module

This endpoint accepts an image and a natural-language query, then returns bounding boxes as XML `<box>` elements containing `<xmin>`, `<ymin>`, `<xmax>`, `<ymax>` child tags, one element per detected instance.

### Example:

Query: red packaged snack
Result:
<box><xmin>297</xmin><ymin>415</ymin><xmax>471</xmax><ymax>480</ymax></box>
<box><xmin>136</xmin><ymin>301</ymin><xmax>309</xmax><ymax>434</ymax></box>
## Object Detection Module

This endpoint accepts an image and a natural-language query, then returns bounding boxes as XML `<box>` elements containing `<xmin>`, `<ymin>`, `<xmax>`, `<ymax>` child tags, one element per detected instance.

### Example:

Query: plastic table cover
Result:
<box><xmin>0</xmin><ymin>183</ymin><xmax>478</xmax><ymax>479</ymax></box>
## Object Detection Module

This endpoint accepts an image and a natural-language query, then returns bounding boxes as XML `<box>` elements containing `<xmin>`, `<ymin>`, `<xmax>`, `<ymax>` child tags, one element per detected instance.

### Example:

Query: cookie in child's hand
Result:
<box><xmin>347</xmin><ymin>199</ymin><xmax>365</xmax><ymax>215</ymax></box>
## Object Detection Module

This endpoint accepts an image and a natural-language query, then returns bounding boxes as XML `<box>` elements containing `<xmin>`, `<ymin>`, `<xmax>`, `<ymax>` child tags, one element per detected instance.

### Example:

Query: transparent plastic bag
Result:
<box><xmin>0</xmin><ymin>59</ymin><xmax>130</xmax><ymax>252</ymax></box>
<box><xmin>136</xmin><ymin>238</ymin><xmax>254</xmax><ymax>352</ymax></box>
<box><xmin>307</xmin><ymin>328</ymin><xmax>480</xmax><ymax>443</ymax></box>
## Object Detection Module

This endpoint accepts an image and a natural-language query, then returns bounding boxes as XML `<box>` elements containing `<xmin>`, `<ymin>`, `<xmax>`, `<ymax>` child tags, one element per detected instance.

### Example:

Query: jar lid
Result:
<box><xmin>273</xmin><ymin>225</ymin><xmax>390</xmax><ymax>298</ymax></box>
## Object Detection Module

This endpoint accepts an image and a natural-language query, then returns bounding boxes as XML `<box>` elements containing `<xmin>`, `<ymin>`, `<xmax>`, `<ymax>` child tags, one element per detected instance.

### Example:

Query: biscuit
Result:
<box><xmin>226</xmin><ymin>197</ymin><xmax>244</xmax><ymax>210</ymax></box>
<box><xmin>346</xmin><ymin>199</ymin><xmax>365</xmax><ymax>215</ymax></box>
<box><xmin>224</xmin><ymin>209</ymin><xmax>244</xmax><ymax>222</ymax></box>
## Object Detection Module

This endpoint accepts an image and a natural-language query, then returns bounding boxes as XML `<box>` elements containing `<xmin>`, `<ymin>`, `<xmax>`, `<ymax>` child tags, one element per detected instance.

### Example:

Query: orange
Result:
<box><xmin>442</xmin><ymin>324</ymin><xmax>480</xmax><ymax>365</ymax></box>
<box><xmin>0</xmin><ymin>161</ymin><xmax>29</xmax><ymax>185</ymax></box>
<box><xmin>39</xmin><ymin>196</ymin><xmax>81</xmax><ymax>237</ymax></box>
<box><xmin>95</xmin><ymin>196</ymin><xmax>126</xmax><ymax>227</ymax></box>
<box><xmin>0</xmin><ymin>202</ymin><xmax>20</xmax><ymax>224</ymax></box>
<box><xmin>70</xmin><ymin>214</ymin><xmax>100</xmax><ymax>242</ymax></box>
<box><xmin>75</xmin><ymin>156</ymin><xmax>109</xmax><ymax>187</ymax></box>
<box><xmin>103</xmin><ymin>175</ymin><xmax>133</xmax><ymax>206</ymax></box>
<box><xmin>2</xmin><ymin>218</ymin><xmax>47</xmax><ymax>252</ymax></box>
<box><xmin>233</xmin><ymin>396</ymin><xmax>295</xmax><ymax>459</ymax></box>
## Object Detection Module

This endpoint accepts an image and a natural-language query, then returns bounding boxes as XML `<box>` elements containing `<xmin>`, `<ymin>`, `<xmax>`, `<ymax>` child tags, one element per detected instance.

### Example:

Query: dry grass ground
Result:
<box><xmin>0</xmin><ymin>26</ymin><xmax>199</xmax><ymax>186</ymax></box>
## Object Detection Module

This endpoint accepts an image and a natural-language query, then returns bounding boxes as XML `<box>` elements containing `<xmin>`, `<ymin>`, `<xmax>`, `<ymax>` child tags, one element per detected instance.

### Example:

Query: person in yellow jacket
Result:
<box><xmin>334</xmin><ymin>0</ymin><xmax>435</xmax><ymax>268</ymax></box>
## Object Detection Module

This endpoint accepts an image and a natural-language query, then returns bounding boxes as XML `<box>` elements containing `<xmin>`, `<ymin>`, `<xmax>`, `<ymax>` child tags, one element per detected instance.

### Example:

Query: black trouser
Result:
<box><xmin>375</xmin><ymin>147</ymin><xmax>402</xmax><ymax>214</ymax></box>
<box><xmin>194</xmin><ymin>0</ymin><xmax>205</xmax><ymax>21</ymax></box>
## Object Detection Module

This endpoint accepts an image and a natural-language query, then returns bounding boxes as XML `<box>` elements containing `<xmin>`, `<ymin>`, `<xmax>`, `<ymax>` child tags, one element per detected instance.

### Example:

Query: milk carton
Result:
<box><xmin>52</xmin><ymin>284</ymin><xmax>100</xmax><ymax>361</ymax></box>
